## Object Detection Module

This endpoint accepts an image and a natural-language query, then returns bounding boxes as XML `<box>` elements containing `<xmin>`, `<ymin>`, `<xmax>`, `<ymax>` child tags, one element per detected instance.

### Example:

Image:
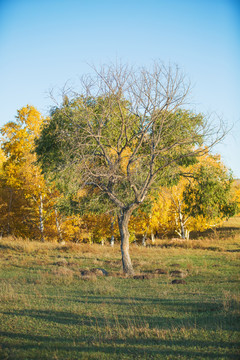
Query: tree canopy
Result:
<box><xmin>35</xmin><ymin>62</ymin><xmax>226</xmax><ymax>274</ymax></box>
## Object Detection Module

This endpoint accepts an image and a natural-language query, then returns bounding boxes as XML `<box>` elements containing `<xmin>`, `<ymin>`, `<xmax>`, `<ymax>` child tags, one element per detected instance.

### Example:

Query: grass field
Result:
<box><xmin>0</xmin><ymin>218</ymin><xmax>240</xmax><ymax>359</ymax></box>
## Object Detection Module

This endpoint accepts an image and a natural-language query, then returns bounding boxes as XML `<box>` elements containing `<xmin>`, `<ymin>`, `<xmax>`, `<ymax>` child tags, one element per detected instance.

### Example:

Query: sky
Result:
<box><xmin>0</xmin><ymin>0</ymin><xmax>240</xmax><ymax>177</ymax></box>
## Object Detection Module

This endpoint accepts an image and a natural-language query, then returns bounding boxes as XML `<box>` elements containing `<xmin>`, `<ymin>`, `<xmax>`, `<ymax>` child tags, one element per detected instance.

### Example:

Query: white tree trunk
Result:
<box><xmin>142</xmin><ymin>233</ymin><xmax>147</xmax><ymax>246</ymax></box>
<box><xmin>110</xmin><ymin>235</ymin><xmax>114</xmax><ymax>247</ymax></box>
<box><xmin>151</xmin><ymin>231</ymin><xmax>155</xmax><ymax>244</ymax></box>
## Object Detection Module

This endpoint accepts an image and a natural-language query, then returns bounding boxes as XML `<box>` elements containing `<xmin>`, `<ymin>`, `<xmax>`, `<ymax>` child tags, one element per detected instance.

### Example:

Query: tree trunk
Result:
<box><xmin>179</xmin><ymin>207</ymin><xmax>186</xmax><ymax>240</ymax></box>
<box><xmin>118</xmin><ymin>210</ymin><xmax>134</xmax><ymax>275</ymax></box>
<box><xmin>7</xmin><ymin>189</ymin><xmax>13</xmax><ymax>235</ymax></box>
<box><xmin>39</xmin><ymin>194</ymin><xmax>45</xmax><ymax>242</ymax></box>
<box><xmin>55</xmin><ymin>208</ymin><xmax>63</xmax><ymax>242</ymax></box>
<box><xmin>142</xmin><ymin>233</ymin><xmax>147</xmax><ymax>246</ymax></box>
<box><xmin>151</xmin><ymin>231</ymin><xmax>155</xmax><ymax>244</ymax></box>
<box><xmin>110</xmin><ymin>235</ymin><xmax>114</xmax><ymax>247</ymax></box>
<box><xmin>110</xmin><ymin>218</ymin><xmax>114</xmax><ymax>246</ymax></box>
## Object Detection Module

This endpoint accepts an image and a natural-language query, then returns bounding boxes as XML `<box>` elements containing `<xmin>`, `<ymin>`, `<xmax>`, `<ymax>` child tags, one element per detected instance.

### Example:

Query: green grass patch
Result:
<box><xmin>0</xmin><ymin>233</ymin><xmax>239</xmax><ymax>359</ymax></box>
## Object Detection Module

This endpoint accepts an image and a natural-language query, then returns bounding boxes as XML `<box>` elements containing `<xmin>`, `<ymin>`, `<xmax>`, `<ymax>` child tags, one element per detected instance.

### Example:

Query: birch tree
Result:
<box><xmin>0</xmin><ymin>106</ymin><xmax>56</xmax><ymax>240</ymax></box>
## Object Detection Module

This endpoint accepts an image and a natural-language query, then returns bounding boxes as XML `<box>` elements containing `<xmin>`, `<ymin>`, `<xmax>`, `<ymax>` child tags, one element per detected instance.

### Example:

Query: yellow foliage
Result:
<box><xmin>130</xmin><ymin>149</ymin><xmax>230</xmax><ymax>240</ymax></box>
<box><xmin>60</xmin><ymin>215</ymin><xmax>91</xmax><ymax>243</ymax></box>
<box><xmin>0</xmin><ymin>106</ymin><xmax>59</xmax><ymax>240</ymax></box>
<box><xmin>107</xmin><ymin>146</ymin><xmax>134</xmax><ymax>175</ymax></box>
<box><xmin>162</xmin><ymin>149</ymin><xmax>229</xmax><ymax>237</ymax></box>
<box><xmin>232</xmin><ymin>181</ymin><xmax>240</xmax><ymax>215</ymax></box>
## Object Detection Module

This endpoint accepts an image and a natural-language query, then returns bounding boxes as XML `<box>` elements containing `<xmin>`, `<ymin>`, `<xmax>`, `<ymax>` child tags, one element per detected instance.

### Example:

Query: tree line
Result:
<box><xmin>0</xmin><ymin>62</ymin><xmax>239</xmax><ymax>274</ymax></box>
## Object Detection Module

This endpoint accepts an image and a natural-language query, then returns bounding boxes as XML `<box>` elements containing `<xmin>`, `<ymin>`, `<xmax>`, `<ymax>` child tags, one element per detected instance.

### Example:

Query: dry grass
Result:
<box><xmin>0</xmin><ymin>281</ymin><xmax>18</xmax><ymax>302</ymax></box>
<box><xmin>1</xmin><ymin>214</ymin><xmax>239</xmax><ymax>256</ymax></box>
<box><xmin>0</xmin><ymin>236</ymin><xmax>60</xmax><ymax>253</ymax></box>
<box><xmin>222</xmin><ymin>214</ymin><xmax>240</xmax><ymax>228</ymax></box>
<box><xmin>0</xmin><ymin>228</ymin><xmax>239</xmax><ymax>360</ymax></box>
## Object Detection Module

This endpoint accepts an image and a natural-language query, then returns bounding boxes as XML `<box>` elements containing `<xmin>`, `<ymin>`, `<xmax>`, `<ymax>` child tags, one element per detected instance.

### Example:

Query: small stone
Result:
<box><xmin>171</xmin><ymin>279</ymin><xmax>186</xmax><ymax>284</ymax></box>
<box><xmin>91</xmin><ymin>268</ymin><xmax>108</xmax><ymax>276</ymax></box>
<box><xmin>80</xmin><ymin>268</ymin><xmax>108</xmax><ymax>276</ymax></box>
<box><xmin>154</xmin><ymin>268</ymin><xmax>168</xmax><ymax>274</ymax></box>
<box><xmin>80</xmin><ymin>269</ymin><xmax>92</xmax><ymax>276</ymax></box>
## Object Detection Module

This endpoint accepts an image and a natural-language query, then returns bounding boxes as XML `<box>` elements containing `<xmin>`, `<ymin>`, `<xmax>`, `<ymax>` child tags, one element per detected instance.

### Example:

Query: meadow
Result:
<box><xmin>0</xmin><ymin>217</ymin><xmax>239</xmax><ymax>359</ymax></box>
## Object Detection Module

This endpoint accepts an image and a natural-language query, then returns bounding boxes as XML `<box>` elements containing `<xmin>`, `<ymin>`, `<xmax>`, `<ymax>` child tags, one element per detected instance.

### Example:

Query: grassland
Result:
<box><xmin>0</xmin><ymin>218</ymin><xmax>240</xmax><ymax>359</ymax></box>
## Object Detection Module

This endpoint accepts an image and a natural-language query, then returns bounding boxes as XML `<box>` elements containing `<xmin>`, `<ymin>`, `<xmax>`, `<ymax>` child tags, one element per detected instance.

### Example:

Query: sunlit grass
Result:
<box><xmin>0</xmin><ymin>218</ymin><xmax>239</xmax><ymax>359</ymax></box>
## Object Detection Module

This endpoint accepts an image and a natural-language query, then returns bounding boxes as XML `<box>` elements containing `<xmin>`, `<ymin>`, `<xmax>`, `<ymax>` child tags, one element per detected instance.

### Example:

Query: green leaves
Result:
<box><xmin>183</xmin><ymin>161</ymin><xmax>236</xmax><ymax>220</ymax></box>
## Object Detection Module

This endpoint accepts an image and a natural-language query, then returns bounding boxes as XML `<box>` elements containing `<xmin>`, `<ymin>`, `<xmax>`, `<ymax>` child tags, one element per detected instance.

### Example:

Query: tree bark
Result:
<box><xmin>110</xmin><ymin>235</ymin><xmax>114</xmax><ymax>247</ymax></box>
<box><xmin>151</xmin><ymin>231</ymin><xmax>155</xmax><ymax>244</ymax></box>
<box><xmin>39</xmin><ymin>194</ymin><xmax>45</xmax><ymax>242</ymax></box>
<box><xmin>179</xmin><ymin>214</ymin><xmax>185</xmax><ymax>239</ymax></box>
<box><xmin>55</xmin><ymin>208</ymin><xmax>63</xmax><ymax>242</ymax></box>
<box><xmin>7</xmin><ymin>189</ymin><xmax>13</xmax><ymax>235</ymax></box>
<box><xmin>142</xmin><ymin>233</ymin><xmax>147</xmax><ymax>246</ymax></box>
<box><xmin>118</xmin><ymin>210</ymin><xmax>134</xmax><ymax>275</ymax></box>
<box><xmin>110</xmin><ymin>218</ymin><xmax>115</xmax><ymax>246</ymax></box>
<box><xmin>178</xmin><ymin>203</ymin><xmax>186</xmax><ymax>239</ymax></box>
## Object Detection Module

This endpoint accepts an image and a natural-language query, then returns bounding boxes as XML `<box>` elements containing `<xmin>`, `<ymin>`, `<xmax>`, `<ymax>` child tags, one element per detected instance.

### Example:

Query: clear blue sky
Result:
<box><xmin>0</xmin><ymin>0</ymin><xmax>239</xmax><ymax>177</ymax></box>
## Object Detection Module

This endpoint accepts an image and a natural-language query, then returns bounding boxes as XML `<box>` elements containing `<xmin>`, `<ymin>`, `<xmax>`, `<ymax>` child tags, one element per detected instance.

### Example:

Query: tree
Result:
<box><xmin>0</xmin><ymin>148</ymin><xmax>10</xmax><ymax>236</ymax></box>
<box><xmin>0</xmin><ymin>106</ymin><xmax>61</xmax><ymax>241</ymax></box>
<box><xmin>164</xmin><ymin>171</ymin><xmax>233</xmax><ymax>240</ymax></box>
<box><xmin>128</xmin><ymin>192</ymin><xmax>172</xmax><ymax>243</ymax></box>
<box><xmin>35</xmin><ymin>62</ymin><xmax>224</xmax><ymax>274</ymax></box>
<box><xmin>232</xmin><ymin>180</ymin><xmax>240</xmax><ymax>215</ymax></box>
<box><xmin>182</xmin><ymin>153</ymin><xmax>238</xmax><ymax>232</ymax></box>
<box><xmin>144</xmin><ymin>151</ymin><xmax>238</xmax><ymax>240</ymax></box>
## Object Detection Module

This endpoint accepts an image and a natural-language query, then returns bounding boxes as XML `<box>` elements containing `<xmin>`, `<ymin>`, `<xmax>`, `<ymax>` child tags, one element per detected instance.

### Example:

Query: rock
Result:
<box><xmin>171</xmin><ymin>279</ymin><xmax>187</xmax><ymax>284</ymax></box>
<box><xmin>80</xmin><ymin>268</ymin><xmax>108</xmax><ymax>277</ymax></box>
<box><xmin>91</xmin><ymin>268</ymin><xmax>108</xmax><ymax>276</ymax></box>
<box><xmin>154</xmin><ymin>268</ymin><xmax>168</xmax><ymax>274</ymax></box>
<box><xmin>79</xmin><ymin>269</ymin><xmax>97</xmax><ymax>280</ymax></box>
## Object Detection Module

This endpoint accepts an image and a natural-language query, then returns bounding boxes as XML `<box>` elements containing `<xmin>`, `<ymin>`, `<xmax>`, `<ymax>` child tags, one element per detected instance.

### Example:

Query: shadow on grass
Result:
<box><xmin>0</xmin><ymin>330</ymin><xmax>239</xmax><ymax>360</ymax></box>
<box><xmin>1</xmin><ymin>297</ymin><xmax>239</xmax><ymax>359</ymax></box>
<box><xmin>3</xmin><ymin>297</ymin><xmax>239</xmax><ymax>331</ymax></box>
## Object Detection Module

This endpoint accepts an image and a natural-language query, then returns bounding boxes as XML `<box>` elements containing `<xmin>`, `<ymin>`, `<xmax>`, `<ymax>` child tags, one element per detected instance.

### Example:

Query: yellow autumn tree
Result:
<box><xmin>0</xmin><ymin>105</ymin><xmax>62</xmax><ymax>241</ymax></box>
<box><xmin>0</xmin><ymin>105</ymin><xmax>128</xmax><ymax>243</ymax></box>
<box><xmin>129</xmin><ymin>191</ymin><xmax>172</xmax><ymax>244</ymax></box>
<box><xmin>232</xmin><ymin>180</ymin><xmax>240</xmax><ymax>215</ymax></box>
<box><xmin>165</xmin><ymin>177</ymin><xmax>211</xmax><ymax>240</ymax></box>
<box><xmin>131</xmin><ymin>150</ymin><xmax>237</xmax><ymax>241</ymax></box>
<box><xmin>163</xmin><ymin>150</ymin><xmax>237</xmax><ymax>239</ymax></box>
<box><xmin>0</xmin><ymin>147</ymin><xmax>10</xmax><ymax>236</ymax></box>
